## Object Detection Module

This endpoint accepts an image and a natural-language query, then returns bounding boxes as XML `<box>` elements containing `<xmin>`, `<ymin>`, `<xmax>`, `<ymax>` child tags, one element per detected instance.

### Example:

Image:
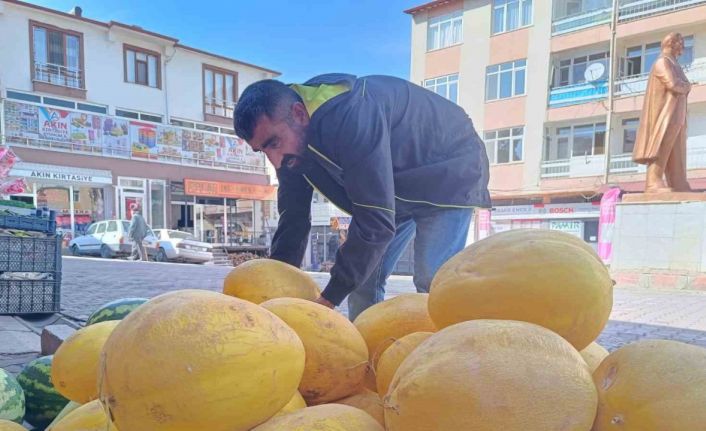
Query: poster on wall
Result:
<box><xmin>102</xmin><ymin>117</ymin><xmax>130</xmax><ymax>157</ymax></box>
<box><xmin>4</xmin><ymin>101</ymin><xmax>39</xmax><ymax>139</ymax></box>
<box><xmin>200</xmin><ymin>133</ymin><xmax>220</xmax><ymax>163</ymax></box>
<box><xmin>156</xmin><ymin>126</ymin><xmax>181</xmax><ymax>161</ymax></box>
<box><xmin>130</xmin><ymin>121</ymin><xmax>157</xmax><ymax>158</ymax></box>
<box><xmin>181</xmin><ymin>130</ymin><xmax>205</xmax><ymax>161</ymax></box>
<box><xmin>69</xmin><ymin>112</ymin><xmax>102</xmax><ymax>150</ymax></box>
<box><xmin>221</xmin><ymin>136</ymin><xmax>247</xmax><ymax>164</ymax></box>
<box><xmin>38</xmin><ymin>107</ymin><xmax>71</xmax><ymax>143</ymax></box>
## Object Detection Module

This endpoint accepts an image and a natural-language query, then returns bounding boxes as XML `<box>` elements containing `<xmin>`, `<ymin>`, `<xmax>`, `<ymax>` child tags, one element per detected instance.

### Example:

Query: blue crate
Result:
<box><xmin>0</xmin><ymin>274</ymin><xmax>61</xmax><ymax>314</ymax></box>
<box><xmin>0</xmin><ymin>214</ymin><xmax>56</xmax><ymax>235</ymax></box>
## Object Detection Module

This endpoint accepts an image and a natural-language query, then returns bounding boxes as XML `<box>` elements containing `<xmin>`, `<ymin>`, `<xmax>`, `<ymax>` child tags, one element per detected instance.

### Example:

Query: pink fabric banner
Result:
<box><xmin>597</xmin><ymin>188</ymin><xmax>622</xmax><ymax>263</ymax></box>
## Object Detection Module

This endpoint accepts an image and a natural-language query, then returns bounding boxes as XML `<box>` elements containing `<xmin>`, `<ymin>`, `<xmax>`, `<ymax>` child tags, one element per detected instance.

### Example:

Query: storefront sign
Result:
<box><xmin>492</xmin><ymin>202</ymin><xmax>600</xmax><ymax>219</ymax></box>
<box><xmin>10</xmin><ymin>163</ymin><xmax>113</xmax><ymax>185</ymax></box>
<box><xmin>549</xmin><ymin>220</ymin><xmax>583</xmax><ymax>239</ymax></box>
<box><xmin>4</xmin><ymin>100</ymin><xmax>265</xmax><ymax>168</ymax></box>
<box><xmin>330</xmin><ymin>217</ymin><xmax>351</xmax><ymax>230</ymax></box>
<box><xmin>184</xmin><ymin>179</ymin><xmax>276</xmax><ymax>200</ymax></box>
<box><xmin>477</xmin><ymin>209</ymin><xmax>491</xmax><ymax>240</ymax></box>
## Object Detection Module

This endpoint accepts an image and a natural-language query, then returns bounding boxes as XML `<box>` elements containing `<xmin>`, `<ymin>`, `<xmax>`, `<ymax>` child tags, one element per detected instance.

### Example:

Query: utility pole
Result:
<box><xmin>603</xmin><ymin>0</ymin><xmax>621</xmax><ymax>184</ymax></box>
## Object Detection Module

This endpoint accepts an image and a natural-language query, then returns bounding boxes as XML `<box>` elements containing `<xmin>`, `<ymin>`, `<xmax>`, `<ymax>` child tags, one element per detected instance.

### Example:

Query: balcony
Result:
<box><xmin>549</xmin><ymin>80</ymin><xmax>609</xmax><ymax>108</ymax></box>
<box><xmin>609</xmin><ymin>154</ymin><xmax>643</xmax><ymax>173</ymax></box>
<box><xmin>619</xmin><ymin>0</ymin><xmax>706</xmax><ymax>22</ymax></box>
<box><xmin>33</xmin><ymin>62</ymin><xmax>83</xmax><ymax>89</ymax></box>
<box><xmin>552</xmin><ymin>8</ymin><xmax>613</xmax><ymax>36</ymax></box>
<box><xmin>615</xmin><ymin>59</ymin><xmax>706</xmax><ymax>97</ymax></box>
<box><xmin>1</xmin><ymin>99</ymin><xmax>267</xmax><ymax>175</ymax></box>
<box><xmin>541</xmin><ymin>155</ymin><xmax>606</xmax><ymax>178</ymax></box>
<box><xmin>204</xmin><ymin>97</ymin><xmax>236</xmax><ymax>127</ymax></box>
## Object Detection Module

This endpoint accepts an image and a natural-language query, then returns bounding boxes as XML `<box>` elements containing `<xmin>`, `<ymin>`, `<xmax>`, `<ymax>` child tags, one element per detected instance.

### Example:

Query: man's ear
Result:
<box><xmin>291</xmin><ymin>102</ymin><xmax>310</xmax><ymax>127</ymax></box>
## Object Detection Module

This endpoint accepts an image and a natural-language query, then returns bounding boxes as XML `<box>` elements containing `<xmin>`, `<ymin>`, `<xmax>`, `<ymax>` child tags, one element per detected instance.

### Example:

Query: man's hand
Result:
<box><xmin>314</xmin><ymin>296</ymin><xmax>335</xmax><ymax>309</ymax></box>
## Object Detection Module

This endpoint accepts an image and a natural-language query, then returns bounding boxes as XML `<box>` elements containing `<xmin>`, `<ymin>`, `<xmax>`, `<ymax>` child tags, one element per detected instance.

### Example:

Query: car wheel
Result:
<box><xmin>100</xmin><ymin>245</ymin><xmax>113</xmax><ymax>259</ymax></box>
<box><xmin>70</xmin><ymin>245</ymin><xmax>81</xmax><ymax>256</ymax></box>
<box><xmin>155</xmin><ymin>248</ymin><xmax>168</xmax><ymax>263</ymax></box>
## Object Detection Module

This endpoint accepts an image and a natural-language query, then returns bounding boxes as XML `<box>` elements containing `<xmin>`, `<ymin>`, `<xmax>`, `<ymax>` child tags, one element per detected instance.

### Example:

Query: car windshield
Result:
<box><xmin>167</xmin><ymin>230</ymin><xmax>197</xmax><ymax>241</ymax></box>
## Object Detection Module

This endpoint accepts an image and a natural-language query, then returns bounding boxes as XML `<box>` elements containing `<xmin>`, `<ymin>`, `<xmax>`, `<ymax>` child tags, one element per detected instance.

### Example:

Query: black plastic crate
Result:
<box><xmin>0</xmin><ymin>235</ymin><xmax>62</xmax><ymax>273</ymax></box>
<box><xmin>0</xmin><ymin>215</ymin><xmax>57</xmax><ymax>235</ymax></box>
<box><xmin>0</xmin><ymin>274</ymin><xmax>61</xmax><ymax>314</ymax></box>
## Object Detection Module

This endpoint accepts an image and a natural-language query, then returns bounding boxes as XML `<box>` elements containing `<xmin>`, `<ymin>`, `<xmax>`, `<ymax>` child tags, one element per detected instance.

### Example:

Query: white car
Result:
<box><xmin>152</xmin><ymin>229</ymin><xmax>213</xmax><ymax>264</ymax></box>
<box><xmin>69</xmin><ymin>219</ymin><xmax>158</xmax><ymax>259</ymax></box>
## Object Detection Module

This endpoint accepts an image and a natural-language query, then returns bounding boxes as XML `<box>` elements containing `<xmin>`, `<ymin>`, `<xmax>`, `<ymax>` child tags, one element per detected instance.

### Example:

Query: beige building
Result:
<box><xmin>406</xmin><ymin>0</ymin><xmax>706</xmax><ymax>247</ymax></box>
<box><xmin>0</xmin><ymin>0</ymin><xmax>280</xmax><ymax>246</ymax></box>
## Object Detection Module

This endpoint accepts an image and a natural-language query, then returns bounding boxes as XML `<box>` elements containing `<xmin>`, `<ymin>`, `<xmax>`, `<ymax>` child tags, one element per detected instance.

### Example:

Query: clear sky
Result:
<box><xmin>30</xmin><ymin>0</ymin><xmax>417</xmax><ymax>83</ymax></box>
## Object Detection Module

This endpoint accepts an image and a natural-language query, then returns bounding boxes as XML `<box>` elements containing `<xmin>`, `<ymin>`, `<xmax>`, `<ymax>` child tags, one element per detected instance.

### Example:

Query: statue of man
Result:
<box><xmin>633</xmin><ymin>32</ymin><xmax>692</xmax><ymax>193</ymax></box>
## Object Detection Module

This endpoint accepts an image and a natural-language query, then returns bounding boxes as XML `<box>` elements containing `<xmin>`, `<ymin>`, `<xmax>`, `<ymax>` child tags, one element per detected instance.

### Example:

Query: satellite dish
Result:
<box><xmin>585</xmin><ymin>62</ymin><xmax>606</xmax><ymax>82</ymax></box>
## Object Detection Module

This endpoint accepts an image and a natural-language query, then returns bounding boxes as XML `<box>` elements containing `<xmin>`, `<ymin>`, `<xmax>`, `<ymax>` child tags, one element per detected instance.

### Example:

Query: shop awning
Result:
<box><xmin>184</xmin><ymin>179</ymin><xmax>276</xmax><ymax>200</ymax></box>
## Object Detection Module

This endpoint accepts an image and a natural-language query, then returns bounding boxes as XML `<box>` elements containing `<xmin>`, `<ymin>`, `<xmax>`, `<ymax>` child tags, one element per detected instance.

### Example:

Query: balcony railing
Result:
<box><xmin>615</xmin><ymin>59</ymin><xmax>706</xmax><ymax>97</ymax></box>
<box><xmin>609</xmin><ymin>154</ymin><xmax>642</xmax><ymax>173</ymax></box>
<box><xmin>204</xmin><ymin>97</ymin><xmax>235</xmax><ymax>118</ymax></box>
<box><xmin>541</xmin><ymin>159</ymin><xmax>571</xmax><ymax>178</ymax></box>
<box><xmin>619</xmin><ymin>0</ymin><xmax>706</xmax><ymax>22</ymax></box>
<box><xmin>33</xmin><ymin>62</ymin><xmax>83</xmax><ymax>89</ymax></box>
<box><xmin>552</xmin><ymin>7</ymin><xmax>613</xmax><ymax>36</ymax></box>
<box><xmin>549</xmin><ymin>80</ymin><xmax>609</xmax><ymax>108</ymax></box>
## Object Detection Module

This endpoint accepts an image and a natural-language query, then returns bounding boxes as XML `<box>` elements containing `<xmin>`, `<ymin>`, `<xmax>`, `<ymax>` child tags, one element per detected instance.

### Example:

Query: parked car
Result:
<box><xmin>152</xmin><ymin>229</ymin><xmax>213</xmax><ymax>264</ymax></box>
<box><xmin>69</xmin><ymin>219</ymin><xmax>158</xmax><ymax>259</ymax></box>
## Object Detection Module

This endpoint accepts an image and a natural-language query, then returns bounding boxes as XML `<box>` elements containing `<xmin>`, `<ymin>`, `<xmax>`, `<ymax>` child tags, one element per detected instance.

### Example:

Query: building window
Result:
<box><xmin>427</xmin><ymin>11</ymin><xmax>463</xmax><ymax>51</ymax></box>
<box><xmin>620</xmin><ymin>119</ymin><xmax>639</xmax><ymax>155</ymax></box>
<box><xmin>30</xmin><ymin>21</ymin><xmax>84</xmax><ymax>89</ymax></box>
<box><xmin>552</xmin><ymin>0</ymin><xmax>611</xmax><ymax>21</ymax></box>
<box><xmin>116</xmin><ymin>109</ymin><xmax>162</xmax><ymax>123</ymax></box>
<box><xmin>486</xmin><ymin>59</ymin><xmax>526</xmax><ymax>101</ymax></box>
<box><xmin>203</xmin><ymin>65</ymin><xmax>237</xmax><ymax>118</ymax></box>
<box><xmin>623</xmin><ymin>36</ymin><xmax>693</xmax><ymax>77</ymax></box>
<box><xmin>484</xmin><ymin>127</ymin><xmax>524</xmax><ymax>164</ymax></box>
<box><xmin>124</xmin><ymin>45</ymin><xmax>160</xmax><ymax>88</ymax></box>
<box><xmin>546</xmin><ymin>122</ymin><xmax>606</xmax><ymax>160</ymax></box>
<box><xmin>555</xmin><ymin>52</ymin><xmax>608</xmax><ymax>87</ymax></box>
<box><xmin>424</xmin><ymin>74</ymin><xmax>459</xmax><ymax>103</ymax></box>
<box><xmin>492</xmin><ymin>0</ymin><xmax>533</xmax><ymax>35</ymax></box>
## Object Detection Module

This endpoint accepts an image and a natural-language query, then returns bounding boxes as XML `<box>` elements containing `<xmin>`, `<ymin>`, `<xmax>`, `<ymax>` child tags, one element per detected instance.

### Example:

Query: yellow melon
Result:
<box><xmin>361</xmin><ymin>363</ymin><xmax>377</xmax><ymax>393</ymax></box>
<box><xmin>52</xmin><ymin>321</ymin><xmax>120</xmax><ymax>403</ymax></box>
<box><xmin>48</xmin><ymin>400</ymin><xmax>116</xmax><ymax>431</ymax></box>
<box><xmin>99</xmin><ymin>289</ymin><xmax>305</xmax><ymax>431</ymax></box>
<box><xmin>353</xmin><ymin>293</ymin><xmax>436</xmax><ymax>367</ymax></box>
<box><xmin>593</xmin><ymin>339</ymin><xmax>706</xmax><ymax>430</ymax></box>
<box><xmin>0</xmin><ymin>420</ymin><xmax>27</xmax><ymax>431</ymax></box>
<box><xmin>261</xmin><ymin>298</ymin><xmax>368</xmax><ymax>405</ymax></box>
<box><xmin>580</xmin><ymin>341</ymin><xmax>609</xmax><ymax>373</ymax></box>
<box><xmin>384</xmin><ymin>320</ymin><xmax>597</xmax><ymax>431</ymax></box>
<box><xmin>222</xmin><ymin>259</ymin><xmax>320</xmax><ymax>304</ymax></box>
<box><xmin>274</xmin><ymin>392</ymin><xmax>307</xmax><ymax>417</ymax></box>
<box><xmin>375</xmin><ymin>332</ymin><xmax>433</xmax><ymax>396</ymax></box>
<box><xmin>252</xmin><ymin>404</ymin><xmax>384</xmax><ymax>431</ymax></box>
<box><xmin>429</xmin><ymin>229</ymin><xmax>613</xmax><ymax>350</ymax></box>
<box><xmin>335</xmin><ymin>389</ymin><xmax>385</xmax><ymax>426</ymax></box>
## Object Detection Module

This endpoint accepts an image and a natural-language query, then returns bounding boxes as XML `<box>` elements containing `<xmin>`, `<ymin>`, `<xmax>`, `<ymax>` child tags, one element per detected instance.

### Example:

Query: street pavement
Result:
<box><xmin>53</xmin><ymin>256</ymin><xmax>706</xmax><ymax>352</ymax></box>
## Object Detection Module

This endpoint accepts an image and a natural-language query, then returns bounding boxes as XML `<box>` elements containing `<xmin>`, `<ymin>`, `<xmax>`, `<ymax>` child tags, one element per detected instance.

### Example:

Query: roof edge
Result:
<box><xmin>404</xmin><ymin>0</ymin><xmax>454</xmax><ymax>15</ymax></box>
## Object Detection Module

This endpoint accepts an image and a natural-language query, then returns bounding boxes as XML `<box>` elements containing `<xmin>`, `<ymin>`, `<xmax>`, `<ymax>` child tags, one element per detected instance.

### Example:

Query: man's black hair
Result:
<box><xmin>233</xmin><ymin>80</ymin><xmax>303</xmax><ymax>141</ymax></box>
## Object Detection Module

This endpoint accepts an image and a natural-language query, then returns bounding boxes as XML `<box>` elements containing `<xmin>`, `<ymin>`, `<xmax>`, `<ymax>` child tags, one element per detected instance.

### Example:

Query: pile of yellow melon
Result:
<box><xmin>35</xmin><ymin>229</ymin><xmax>706</xmax><ymax>431</ymax></box>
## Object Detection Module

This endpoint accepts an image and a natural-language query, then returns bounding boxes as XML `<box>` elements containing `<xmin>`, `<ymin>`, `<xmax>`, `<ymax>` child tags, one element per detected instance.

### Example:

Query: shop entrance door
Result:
<box><xmin>120</xmin><ymin>192</ymin><xmax>145</xmax><ymax>221</ymax></box>
<box><xmin>194</xmin><ymin>203</ymin><xmax>205</xmax><ymax>242</ymax></box>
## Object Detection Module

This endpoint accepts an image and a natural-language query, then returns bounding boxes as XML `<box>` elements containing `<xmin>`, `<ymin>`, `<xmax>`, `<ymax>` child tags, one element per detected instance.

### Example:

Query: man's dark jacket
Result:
<box><xmin>269</xmin><ymin>74</ymin><xmax>490</xmax><ymax>305</ymax></box>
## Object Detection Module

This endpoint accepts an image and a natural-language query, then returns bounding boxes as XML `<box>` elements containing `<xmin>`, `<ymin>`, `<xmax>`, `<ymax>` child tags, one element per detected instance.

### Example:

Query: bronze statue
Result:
<box><xmin>633</xmin><ymin>32</ymin><xmax>692</xmax><ymax>193</ymax></box>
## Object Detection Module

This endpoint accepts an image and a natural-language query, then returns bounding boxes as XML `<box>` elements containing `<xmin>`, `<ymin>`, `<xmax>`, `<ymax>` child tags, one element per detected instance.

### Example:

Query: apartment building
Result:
<box><xmin>0</xmin><ymin>0</ymin><xmax>280</xmax><ymax>245</ymax></box>
<box><xmin>406</xmin><ymin>0</ymin><xmax>706</xmax><ymax>248</ymax></box>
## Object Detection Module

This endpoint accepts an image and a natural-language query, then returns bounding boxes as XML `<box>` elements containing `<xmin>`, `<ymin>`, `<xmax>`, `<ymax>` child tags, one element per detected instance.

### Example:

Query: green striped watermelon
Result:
<box><xmin>86</xmin><ymin>297</ymin><xmax>148</xmax><ymax>325</ymax></box>
<box><xmin>16</xmin><ymin>356</ymin><xmax>68</xmax><ymax>429</ymax></box>
<box><xmin>0</xmin><ymin>368</ymin><xmax>25</xmax><ymax>424</ymax></box>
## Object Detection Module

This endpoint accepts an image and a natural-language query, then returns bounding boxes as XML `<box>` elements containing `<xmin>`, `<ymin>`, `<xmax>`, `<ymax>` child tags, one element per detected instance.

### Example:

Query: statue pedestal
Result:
<box><xmin>622</xmin><ymin>192</ymin><xmax>706</xmax><ymax>203</ymax></box>
<box><xmin>611</xmin><ymin>200</ymin><xmax>706</xmax><ymax>290</ymax></box>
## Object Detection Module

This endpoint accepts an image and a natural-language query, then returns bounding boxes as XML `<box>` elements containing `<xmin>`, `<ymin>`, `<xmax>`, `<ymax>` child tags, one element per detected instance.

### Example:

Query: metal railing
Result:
<box><xmin>609</xmin><ymin>154</ymin><xmax>641</xmax><ymax>173</ymax></box>
<box><xmin>549</xmin><ymin>80</ymin><xmax>609</xmax><ymax>108</ymax></box>
<box><xmin>540</xmin><ymin>159</ymin><xmax>571</xmax><ymax>178</ymax></box>
<box><xmin>204</xmin><ymin>98</ymin><xmax>235</xmax><ymax>118</ymax></box>
<box><xmin>619</xmin><ymin>0</ymin><xmax>706</xmax><ymax>22</ymax></box>
<box><xmin>615</xmin><ymin>59</ymin><xmax>706</xmax><ymax>96</ymax></box>
<box><xmin>552</xmin><ymin>7</ymin><xmax>613</xmax><ymax>35</ymax></box>
<box><xmin>33</xmin><ymin>62</ymin><xmax>83</xmax><ymax>89</ymax></box>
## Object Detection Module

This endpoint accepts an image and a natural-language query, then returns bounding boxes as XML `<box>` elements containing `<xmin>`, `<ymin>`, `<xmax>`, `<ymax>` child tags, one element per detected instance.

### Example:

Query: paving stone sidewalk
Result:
<box><xmin>4</xmin><ymin>256</ymin><xmax>706</xmax><ymax>373</ymax></box>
